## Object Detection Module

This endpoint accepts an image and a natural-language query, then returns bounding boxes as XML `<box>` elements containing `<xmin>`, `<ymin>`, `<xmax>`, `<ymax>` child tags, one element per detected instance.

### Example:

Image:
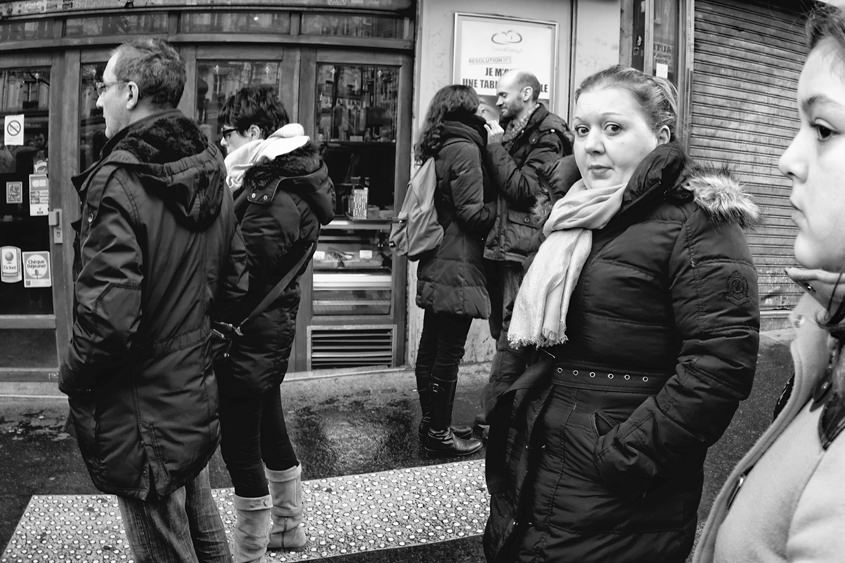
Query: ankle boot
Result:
<box><xmin>232</xmin><ymin>494</ymin><xmax>272</xmax><ymax>563</ymax></box>
<box><xmin>424</xmin><ymin>377</ymin><xmax>483</xmax><ymax>457</ymax></box>
<box><xmin>416</xmin><ymin>375</ymin><xmax>472</xmax><ymax>441</ymax></box>
<box><xmin>265</xmin><ymin>464</ymin><xmax>306</xmax><ymax>551</ymax></box>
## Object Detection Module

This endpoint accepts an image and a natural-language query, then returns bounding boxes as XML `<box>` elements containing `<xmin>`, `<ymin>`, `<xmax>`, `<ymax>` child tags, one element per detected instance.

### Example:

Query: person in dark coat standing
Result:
<box><xmin>483</xmin><ymin>65</ymin><xmax>761</xmax><ymax>563</ymax></box>
<box><xmin>216</xmin><ymin>86</ymin><xmax>334</xmax><ymax>562</ymax></box>
<box><xmin>59</xmin><ymin>38</ymin><xmax>248</xmax><ymax>563</ymax></box>
<box><xmin>414</xmin><ymin>84</ymin><xmax>496</xmax><ymax>457</ymax></box>
<box><xmin>476</xmin><ymin>69</ymin><xmax>572</xmax><ymax>436</ymax></box>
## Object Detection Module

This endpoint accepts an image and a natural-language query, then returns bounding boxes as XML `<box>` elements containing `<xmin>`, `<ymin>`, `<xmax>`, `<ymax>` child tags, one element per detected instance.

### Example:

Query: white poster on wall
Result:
<box><xmin>453</xmin><ymin>13</ymin><xmax>558</xmax><ymax>105</ymax></box>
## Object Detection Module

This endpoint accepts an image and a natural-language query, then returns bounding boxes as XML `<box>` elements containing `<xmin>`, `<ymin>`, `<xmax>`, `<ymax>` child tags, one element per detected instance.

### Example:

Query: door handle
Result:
<box><xmin>48</xmin><ymin>208</ymin><xmax>63</xmax><ymax>244</ymax></box>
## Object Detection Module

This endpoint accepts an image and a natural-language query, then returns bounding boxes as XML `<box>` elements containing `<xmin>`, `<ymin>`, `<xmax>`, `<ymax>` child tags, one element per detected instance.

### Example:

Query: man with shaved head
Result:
<box><xmin>476</xmin><ymin>69</ymin><xmax>572</xmax><ymax>438</ymax></box>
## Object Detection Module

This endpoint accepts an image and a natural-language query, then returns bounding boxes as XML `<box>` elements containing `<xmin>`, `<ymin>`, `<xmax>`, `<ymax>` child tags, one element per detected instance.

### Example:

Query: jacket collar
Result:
<box><xmin>610</xmin><ymin>142</ymin><xmax>760</xmax><ymax>229</ymax></box>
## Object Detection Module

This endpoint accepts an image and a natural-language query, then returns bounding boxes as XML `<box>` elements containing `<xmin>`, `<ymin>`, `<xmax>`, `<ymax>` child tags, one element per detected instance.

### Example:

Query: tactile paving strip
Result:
<box><xmin>1</xmin><ymin>460</ymin><xmax>487</xmax><ymax>562</ymax></box>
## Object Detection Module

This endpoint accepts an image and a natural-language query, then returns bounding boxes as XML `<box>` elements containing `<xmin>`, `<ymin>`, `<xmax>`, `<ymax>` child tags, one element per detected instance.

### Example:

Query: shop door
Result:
<box><xmin>0</xmin><ymin>58</ymin><xmax>64</xmax><ymax>379</ymax></box>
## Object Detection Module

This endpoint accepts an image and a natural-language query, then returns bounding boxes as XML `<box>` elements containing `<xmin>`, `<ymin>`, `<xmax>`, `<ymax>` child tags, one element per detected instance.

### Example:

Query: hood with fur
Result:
<box><xmin>683</xmin><ymin>164</ymin><xmax>760</xmax><ymax>228</ymax></box>
<box><xmin>99</xmin><ymin>109</ymin><xmax>227</xmax><ymax>232</ymax></box>
<box><xmin>243</xmin><ymin>140</ymin><xmax>335</xmax><ymax>225</ymax></box>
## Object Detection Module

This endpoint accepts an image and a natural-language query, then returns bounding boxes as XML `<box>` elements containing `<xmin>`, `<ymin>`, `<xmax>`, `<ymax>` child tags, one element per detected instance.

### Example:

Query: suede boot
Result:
<box><xmin>265</xmin><ymin>464</ymin><xmax>306</xmax><ymax>550</ymax></box>
<box><xmin>233</xmin><ymin>494</ymin><xmax>272</xmax><ymax>563</ymax></box>
<box><xmin>424</xmin><ymin>376</ymin><xmax>483</xmax><ymax>457</ymax></box>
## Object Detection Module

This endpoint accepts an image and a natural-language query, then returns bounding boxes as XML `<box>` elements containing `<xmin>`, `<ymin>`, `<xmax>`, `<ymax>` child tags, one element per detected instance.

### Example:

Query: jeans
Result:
<box><xmin>220</xmin><ymin>386</ymin><xmax>298</xmax><ymax>498</ymax></box>
<box><xmin>117</xmin><ymin>466</ymin><xmax>231</xmax><ymax>563</ymax></box>
<box><xmin>416</xmin><ymin>310</ymin><xmax>473</xmax><ymax>385</ymax></box>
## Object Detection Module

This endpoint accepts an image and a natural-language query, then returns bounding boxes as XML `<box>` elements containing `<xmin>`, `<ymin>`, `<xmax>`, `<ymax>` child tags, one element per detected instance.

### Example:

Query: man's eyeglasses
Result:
<box><xmin>95</xmin><ymin>80</ymin><xmax>127</xmax><ymax>97</ymax></box>
<box><xmin>220</xmin><ymin>127</ymin><xmax>238</xmax><ymax>141</ymax></box>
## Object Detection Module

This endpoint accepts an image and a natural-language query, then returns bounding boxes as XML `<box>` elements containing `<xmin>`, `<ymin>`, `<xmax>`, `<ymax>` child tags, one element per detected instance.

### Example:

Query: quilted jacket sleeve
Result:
<box><xmin>59</xmin><ymin>173</ymin><xmax>143</xmax><ymax>395</ymax></box>
<box><xmin>485</xmin><ymin>129</ymin><xmax>567</xmax><ymax>210</ymax></box>
<box><xmin>594</xmin><ymin>207</ymin><xmax>760</xmax><ymax>496</ymax></box>
<box><xmin>446</xmin><ymin>141</ymin><xmax>496</xmax><ymax>234</ymax></box>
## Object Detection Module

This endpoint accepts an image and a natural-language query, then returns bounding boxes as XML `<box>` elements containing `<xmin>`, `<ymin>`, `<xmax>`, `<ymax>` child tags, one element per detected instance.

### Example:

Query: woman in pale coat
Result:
<box><xmin>694</xmin><ymin>4</ymin><xmax>845</xmax><ymax>561</ymax></box>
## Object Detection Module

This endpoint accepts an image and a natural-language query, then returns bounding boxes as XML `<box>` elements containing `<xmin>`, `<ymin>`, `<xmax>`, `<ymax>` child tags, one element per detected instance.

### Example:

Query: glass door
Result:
<box><xmin>0</xmin><ymin>64</ymin><xmax>57</xmax><ymax>373</ymax></box>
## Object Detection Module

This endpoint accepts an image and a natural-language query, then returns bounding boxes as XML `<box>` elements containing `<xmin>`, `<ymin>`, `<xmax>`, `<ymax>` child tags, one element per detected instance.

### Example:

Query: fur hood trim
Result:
<box><xmin>684</xmin><ymin>165</ymin><xmax>760</xmax><ymax>228</ymax></box>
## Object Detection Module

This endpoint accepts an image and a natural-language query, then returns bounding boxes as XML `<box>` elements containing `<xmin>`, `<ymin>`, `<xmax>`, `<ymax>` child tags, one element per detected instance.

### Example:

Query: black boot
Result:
<box><xmin>424</xmin><ymin>377</ymin><xmax>483</xmax><ymax>457</ymax></box>
<box><xmin>416</xmin><ymin>377</ymin><xmax>472</xmax><ymax>441</ymax></box>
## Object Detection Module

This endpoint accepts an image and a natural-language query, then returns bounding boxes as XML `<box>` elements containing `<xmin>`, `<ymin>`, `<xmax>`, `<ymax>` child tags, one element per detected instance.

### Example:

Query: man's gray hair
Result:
<box><xmin>112</xmin><ymin>38</ymin><xmax>185</xmax><ymax>109</ymax></box>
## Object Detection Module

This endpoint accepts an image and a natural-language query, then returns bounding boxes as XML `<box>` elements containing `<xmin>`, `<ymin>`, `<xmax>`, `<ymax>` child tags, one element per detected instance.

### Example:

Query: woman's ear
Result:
<box><xmin>656</xmin><ymin>125</ymin><xmax>671</xmax><ymax>145</ymax></box>
<box><xmin>247</xmin><ymin>124</ymin><xmax>263</xmax><ymax>141</ymax></box>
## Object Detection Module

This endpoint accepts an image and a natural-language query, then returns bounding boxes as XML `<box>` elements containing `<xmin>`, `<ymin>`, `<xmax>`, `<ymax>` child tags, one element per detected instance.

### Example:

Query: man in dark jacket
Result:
<box><xmin>59</xmin><ymin>38</ymin><xmax>247</xmax><ymax>563</ymax></box>
<box><xmin>477</xmin><ymin>70</ymin><xmax>572</xmax><ymax>433</ymax></box>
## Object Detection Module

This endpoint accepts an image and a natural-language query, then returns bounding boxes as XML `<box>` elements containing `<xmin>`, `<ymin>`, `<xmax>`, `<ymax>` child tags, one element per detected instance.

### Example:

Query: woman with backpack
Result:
<box><xmin>414</xmin><ymin>84</ymin><xmax>497</xmax><ymax>457</ymax></box>
<box><xmin>216</xmin><ymin>86</ymin><xmax>334</xmax><ymax>562</ymax></box>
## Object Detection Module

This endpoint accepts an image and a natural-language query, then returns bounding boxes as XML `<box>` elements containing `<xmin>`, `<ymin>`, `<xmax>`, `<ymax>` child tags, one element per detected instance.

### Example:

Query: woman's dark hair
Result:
<box><xmin>415</xmin><ymin>84</ymin><xmax>479</xmax><ymax>163</ymax></box>
<box><xmin>807</xmin><ymin>3</ymin><xmax>845</xmax><ymax>55</ymax></box>
<box><xmin>217</xmin><ymin>86</ymin><xmax>289</xmax><ymax>139</ymax></box>
<box><xmin>575</xmin><ymin>64</ymin><xmax>678</xmax><ymax>142</ymax></box>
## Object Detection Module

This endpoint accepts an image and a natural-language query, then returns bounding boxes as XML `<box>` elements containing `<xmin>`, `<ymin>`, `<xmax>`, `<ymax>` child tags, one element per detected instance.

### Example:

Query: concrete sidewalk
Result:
<box><xmin>0</xmin><ymin>330</ymin><xmax>795</xmax><ymax>562</ymax></box>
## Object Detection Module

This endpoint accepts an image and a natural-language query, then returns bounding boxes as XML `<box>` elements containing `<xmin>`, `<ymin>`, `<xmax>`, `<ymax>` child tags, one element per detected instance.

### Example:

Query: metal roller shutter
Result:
<box><xmin>688</xmin><ymin>0</ymin><xmax>806</xmax><ymax>329</ymax></box>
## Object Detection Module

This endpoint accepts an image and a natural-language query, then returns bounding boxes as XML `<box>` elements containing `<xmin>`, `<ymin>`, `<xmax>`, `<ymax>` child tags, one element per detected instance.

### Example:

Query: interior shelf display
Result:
<box><xmin>316</xmin><ymin>63</ymin><xmax>398</xmax><ymax>222</ymax></box>
<box><xmin>312</xmin><ymin>222</ymin><xmax>392</xmax><ymax>316</ymax></box>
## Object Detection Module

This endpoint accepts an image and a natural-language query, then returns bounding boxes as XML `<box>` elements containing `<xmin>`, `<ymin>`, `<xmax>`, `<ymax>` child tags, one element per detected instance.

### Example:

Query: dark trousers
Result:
<box><xmin>219</xmin><ymin>386</ymin><xmax>298</xmax><ymax>498</ymax></box>
<box><xmin>482</xmin><ymin>260</ymin><xmax>528</xmax><ymax>418</ymax></box>
<box><xmin>416</xmin><ymin>310</ymin><xmax>473</xmax><ymax>385</ymax></box>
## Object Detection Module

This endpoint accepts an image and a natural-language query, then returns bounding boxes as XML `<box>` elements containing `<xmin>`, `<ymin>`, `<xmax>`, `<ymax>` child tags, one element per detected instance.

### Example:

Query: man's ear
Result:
<box><xmin>522</xmin><ymin>86</ymin><xmax>533</xmax><ymax>102</ymax></box>
<box><xmin>125</xmin><ymin>81</ymin><xmax>140</xmax><ymax>111</ymax></box>
<box><xmin>656</xmin><ymin>125</ymin><xmax>671</xmax><ymax>145</ymax></box>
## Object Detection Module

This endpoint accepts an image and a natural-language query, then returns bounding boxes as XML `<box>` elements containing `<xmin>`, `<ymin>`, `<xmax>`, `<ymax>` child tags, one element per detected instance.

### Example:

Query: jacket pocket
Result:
<box><xmin>504</xmin><ymin>208</ymin><xmax>542</xmax><ymax>257</ymax></box>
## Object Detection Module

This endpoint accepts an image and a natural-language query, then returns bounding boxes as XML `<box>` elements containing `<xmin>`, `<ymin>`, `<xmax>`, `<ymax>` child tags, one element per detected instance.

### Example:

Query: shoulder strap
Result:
<box><xmin>235</xmin><ymin>241</ymin><xmax>316</xmax><ymax>334</ymax></box>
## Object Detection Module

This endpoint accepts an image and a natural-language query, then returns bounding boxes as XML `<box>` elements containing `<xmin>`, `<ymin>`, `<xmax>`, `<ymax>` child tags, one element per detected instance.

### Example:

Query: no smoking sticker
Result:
<box><xmin>4</xmin><ymin>114</ymin><xmax>24</xmax><ymax>146</ymax></box>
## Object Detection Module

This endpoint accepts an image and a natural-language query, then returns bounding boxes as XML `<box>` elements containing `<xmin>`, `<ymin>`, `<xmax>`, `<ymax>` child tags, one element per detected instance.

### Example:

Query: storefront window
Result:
<box><xmin>195</xmin><ymin>60</ymin><xmax>282</xmax><ymax>146</ymax></box>
<box><xmin>0</xmin><ymin>20</ymin><xmax>57</xmax><ymax>42</ymax></box>
<box><xmin>79</xmin><ymin>63</ymin><xmax>107</xmax><ymax>172</ymax></box>
<box><xmin>0</xmin><ymin>67</ymin><xmax>56</xmax><ymax>368</ymax></box>
<box><xmin>628</xmin><ymin>0</ymin><xmax>680</xmax><ymax>85</ymax></box>
<box><xmin>301</xmin><ymin>14</ymin><xmax>410</xmax><ymax>40</ymax></box>
<box><xmin>653</xmin><ymin>0</ymin><xmax>679</xmax><ymax>84</ymax></box>
<box><xmin>65</xmin><ymin>14</ymin><xmax>168</xmax><ymax>37</ymax></box>
<box><xmin>182</xmin><ymin>12</ymin><xmax>292</xmax><ymax>34</ymax></box>
<box><xmin>316</xmin><ymin>63</ymin><xmax>398</xmax><ymax>219</ymax></box>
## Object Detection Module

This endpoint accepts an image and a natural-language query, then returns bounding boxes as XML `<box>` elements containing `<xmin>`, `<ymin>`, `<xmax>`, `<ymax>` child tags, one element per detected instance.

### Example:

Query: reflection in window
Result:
<box><xmin>79</xmin><ymin>63</ymin><xmax>107</xmax><ymax>171</ymax></box>
<box><xmin>0</xmin><ymin>20</ymin><xmax>56</xmax><ymax>42</ymax></box>
<box><xmin>301</xmin><ymin>14</ymin><xmax>409</xmax><ymax>40</ymax></box>
<box><xmin>196</xmin><ymin>61</ymin><xmax>281</xmax><ymax>146</ymax></box>
<box><xmin>65</xmin><ymin>14</ymin><xmax>168</xmax><ymax>36</ymax></box>
<box><xmin>182</xmin><ymin>12</ymin><xmax>291</xmax><ymax>34</ymax></box>
<box><xmin>653</xmin><ymin>0</ymin><xmax>679</xmax><ymax>85</ymax></box>
<box><xmin>316</xmin><ymin>63</ymin><xmax>399</xmax><ymax>218</ymax></box>
<box><xmin>0</xmin><ymin>68</ymin><xmax>52</xmax><ymax>316</ymax></box>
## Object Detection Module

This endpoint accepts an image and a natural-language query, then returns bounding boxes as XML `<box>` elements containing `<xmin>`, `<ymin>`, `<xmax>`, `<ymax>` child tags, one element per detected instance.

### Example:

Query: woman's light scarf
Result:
<box><xmin>223</xmin><ymin>123</ymin><xmax>309</xmax><ymax>191</ymax></box>
<box><xmin>507</xmin><ymin>179</ymin><xmax>626</xmax><ymax>348</ymax></box>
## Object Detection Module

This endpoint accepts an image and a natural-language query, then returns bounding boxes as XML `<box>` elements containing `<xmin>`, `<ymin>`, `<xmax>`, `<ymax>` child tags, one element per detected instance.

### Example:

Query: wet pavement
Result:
<box><xmin>0</xmin><ymin>331</ymin><xmax>794</xmax><ymax>562</ymax></box>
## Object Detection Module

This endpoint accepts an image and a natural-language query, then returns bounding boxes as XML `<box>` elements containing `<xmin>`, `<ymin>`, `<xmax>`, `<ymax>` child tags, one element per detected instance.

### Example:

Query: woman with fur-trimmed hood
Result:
<box><xmin>216</xmin><ymin>86</ymin><xmax>334</xmax><ymax>562</ymax></box>
<box><xmin>483</xmin><ymin>66</ymin><xmax>760</xmax><ymax>563</ymax></box>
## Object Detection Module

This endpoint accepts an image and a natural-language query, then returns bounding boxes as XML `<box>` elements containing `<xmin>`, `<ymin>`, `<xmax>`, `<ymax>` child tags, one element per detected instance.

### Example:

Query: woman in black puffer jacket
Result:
<box><xmin>484</xmin><ymin>66</ymin><xmax>760</xmax><ymax>563</ymax></box>
<box><xmin>414</xmin><ymin>84</ymin><xmax>497</xmax><ymax>457</ymax></box>
<box><xmin>217</xmin><ymin>86</ymin><xmax>334</xmax><ymax>562</ymax></box>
